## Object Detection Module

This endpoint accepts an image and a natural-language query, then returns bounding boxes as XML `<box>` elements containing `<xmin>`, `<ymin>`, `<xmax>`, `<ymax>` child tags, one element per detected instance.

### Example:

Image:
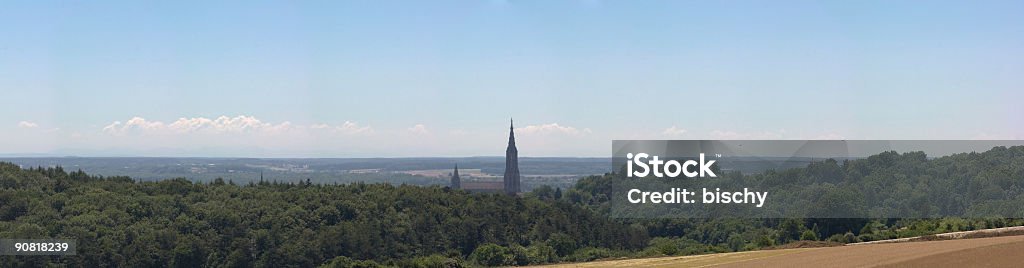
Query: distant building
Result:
<box><xmin>450</xmin><ymin>165</ymin><xmax>505</xmax><ymax>193</ymax></box>
<box><xmin>503</xmin><ymin>119</ymin><xmax>521</xmax><ymax>195</ymax></box>
<box><xmin>450</xmin><ymin>119</ymin><xmax>522</xmax><ymax>195</ymax></box>
<box><xmin>450</xmin><ymin>164</ymin><xmax>460</xmax><ymax>189</ymax></box>
<box><xmin>458</xmin><ymin>181</ymin><xmax>504</xmax><ymax>193</ymax></box>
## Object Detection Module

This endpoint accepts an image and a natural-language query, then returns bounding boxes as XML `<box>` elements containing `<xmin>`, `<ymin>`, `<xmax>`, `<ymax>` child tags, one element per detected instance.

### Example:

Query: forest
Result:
<box><xmin>2</xmin><ymin>146</ymin><xmax>1023</xmax><ymax>267</ymax></box>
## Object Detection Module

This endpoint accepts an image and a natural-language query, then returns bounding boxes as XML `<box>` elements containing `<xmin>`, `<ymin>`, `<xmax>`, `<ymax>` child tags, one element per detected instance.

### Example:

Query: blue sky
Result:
<box><xmin>2</xmin><ymin>1</ymin><xmax>1022</xmax><ymax>157</ymax></box>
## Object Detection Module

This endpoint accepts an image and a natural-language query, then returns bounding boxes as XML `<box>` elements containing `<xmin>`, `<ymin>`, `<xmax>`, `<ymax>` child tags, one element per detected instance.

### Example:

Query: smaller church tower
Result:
<box><xmin>451</xmin><ymin>164</ymin><xmax>461</xmax><ymax>189</ymax></box>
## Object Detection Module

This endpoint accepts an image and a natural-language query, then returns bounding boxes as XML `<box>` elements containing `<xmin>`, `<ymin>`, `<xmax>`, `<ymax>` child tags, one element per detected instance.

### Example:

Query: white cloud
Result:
<box><xmin>17</xmin><ymin>121</ymin><xmax>38</xmax><ymax>128</ymax></box>
<box><xmin>516</xmin><ymin>123</ymin><xmax>591</xmax><ymax>136</ymax></box>
<box><xmin>166</xmin><ymin>117</ymin><xmax>214</xmax><ymax>132</ymax></box>
<box><xmin>168</xmin><ymin>116</ymin><xmax>289</xmax><ymax>133</ymax></box>
<box><xmin>102</xmin><ymin>117</ymin><xmax>165</xmax><ymax>135</ymax></box>
<box><xmin>407</xmin><ymin>124</ymin><xmax>430</xmax><ymax>135</ymax></box>
<box><xmin>335</xmin><ymin>121</ymin><xmax>373</xmax><ymax>135</ymax></box>
<box><xmin>102</xmin><ymin>115</ymin><xmax>297</xmax><ymax>135</ymax></box>
<box><xmin>311</xmin><ymin>121</ymin><xmax>373</xmax><ymax>135</ymax></box>
<box><xmin>86</xmin><ymin>115</ymin><xmax>385</xmax><ymax>156</ymax></box>
<box><xmin>662</xmin><ymin>126</ymin><xmax>687</xmax><ymax>136</ymax></box>
<box><xmin>102</xmin><ymin>115</ymin><xmax>381</xmax><ymax>139</ymax></box>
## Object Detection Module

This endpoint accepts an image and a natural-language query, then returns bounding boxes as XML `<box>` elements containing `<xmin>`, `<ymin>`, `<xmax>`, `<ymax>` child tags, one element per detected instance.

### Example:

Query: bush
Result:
<box><xmin>547</xmin><ymin>233</ymin><xmax>578</xmax><ymax>257</ymax></box>
<box><xmin>641</xmin><ymin>237</ymin><xmax>728</xmax><ymax>256</ymax></box>
<box><xmin>648</xmin><ymin>237</ymin><xmax>680</xmax><ymax>255</ymax></box>
<box><xmin>778</xmin><ymin>218</ymin><xmax>805</xmax><ymax>243</ymax></box>
<box><xmin>857</xmin><ymin>233</ymin><xmax>881</xmax><ymax>242</ymax></box>
<box><xmin>470</xmin><ymin>243</ymin><xmax>512</xmax><ymax>267</ymax></box>
<box><xmin>677</xmin><ymin>238</ymin><xmax>727</xmax><ymax>255</ymax></box>
<box><xmin>800</xmin><ymin>230</ymin><xmax>818</xmax><ymax>241</ymax></box>
<box><xmin>526</xmin><ymin>243</ymin><xmax>557</xmax><ymax>264</ymax></box>
<box><xmin>636</xmin><ymin>247</ymin><xmax>665</xmax><ymax>258</ymax></box>
<box><xmin>843</xmin><ymin>232</ymin><xmax>860</xmax><ymax>243</ymax></box>
<box><xmin>508</xmin><ymin>244</ymin><xmax>530</xmax><ymax>266</ymax></box>
<box><xmin>322</xmin><ymin>256</ymin><xmax>387</xmax><ymax>268</ymax></box>
<box><xmin>755</xmin><ymin>235</ymin><xmax>774</xmax><ymax>248</ymax></box>
<box><xmin>405</xmin><ymin>254</ymin><xmax>465</xmax><ymax>268</ymax></box>
<box><xmin>726</xmin><ymin>234</ymin><xmax>745</xmax><ymax>252</ymax></box>
<box><xmin>566</xmin><ymin>247</ymin><xmax>614</xmax><ymax>262</ymax></box>
<box><xmin>826</xmin><ymin>232</ymin><xmax>860</xmax><ymax>244</ymax></box>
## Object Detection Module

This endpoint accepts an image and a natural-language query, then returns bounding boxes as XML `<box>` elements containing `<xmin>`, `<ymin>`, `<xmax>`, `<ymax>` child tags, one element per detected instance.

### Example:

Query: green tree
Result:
<box><xmin>470</xmin><ymin>243</ymin><xmax>511</xmax><ymax>267</ymax></box>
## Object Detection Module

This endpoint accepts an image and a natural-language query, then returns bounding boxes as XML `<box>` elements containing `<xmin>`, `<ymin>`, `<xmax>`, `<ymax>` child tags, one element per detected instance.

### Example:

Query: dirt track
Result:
<box><xmin>535</xmin><ymin>235</ymin><xmax>1024</xmax><ymax>268</ymax></box>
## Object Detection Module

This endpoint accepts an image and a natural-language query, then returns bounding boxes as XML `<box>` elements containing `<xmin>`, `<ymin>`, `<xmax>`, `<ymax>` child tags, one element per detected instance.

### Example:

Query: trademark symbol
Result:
<box><xmin>715</xmin><ymin>154</ymin><xmax>722</xmax><ymax>158</ymax></box>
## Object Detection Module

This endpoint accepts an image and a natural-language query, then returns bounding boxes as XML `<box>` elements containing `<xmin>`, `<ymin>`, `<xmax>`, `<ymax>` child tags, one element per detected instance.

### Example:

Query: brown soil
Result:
<box><xmin>530</xmin><ymin>249</ymin><xmax>812</xmax><ymax>268</ymax></box>
<box><xmin>532</xmin><ymin>235</ymin><xmax>1024</xmax><ymax>268</ymax></box>
<box><xmin>877</xmin><ymin>239</ymin><xmax>1024</xmax><ymax>268</ymax></box>
<box><xmin>716</xmin><ymin>235</ymin><xmax>1024</xmax><ymax>268</ymax></box>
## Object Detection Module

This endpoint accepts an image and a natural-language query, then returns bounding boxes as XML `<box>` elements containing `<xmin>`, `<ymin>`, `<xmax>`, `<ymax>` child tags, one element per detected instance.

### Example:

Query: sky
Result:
<box><xmin>1</xmin><ymin>1</ymin><xmax>1022</xmax><ymax>157</ymax></box>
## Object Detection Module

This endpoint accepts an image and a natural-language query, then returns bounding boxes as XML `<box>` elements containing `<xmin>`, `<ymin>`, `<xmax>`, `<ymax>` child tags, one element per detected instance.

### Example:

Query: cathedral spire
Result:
<box><xmin>508</xmin><ymin>118</ymin><xmax>516</xmax><ymax>146</ymax></box>
<box><xmin>504</xmin><ymin>119</ymin><xmax>521</xmax><ymax>195</ymax></box>
<box><xmin>451</xmin><ymin>164</ymin><xmax>460</xmax><ymax>189</ymax></box>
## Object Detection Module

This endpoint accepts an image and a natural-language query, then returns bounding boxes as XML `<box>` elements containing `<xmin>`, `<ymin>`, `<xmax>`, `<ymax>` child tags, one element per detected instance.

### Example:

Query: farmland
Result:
<box><xmin>532</xmin><ymin>234</ymin><xmax>1024</xmax><ymax>267</ymax></box>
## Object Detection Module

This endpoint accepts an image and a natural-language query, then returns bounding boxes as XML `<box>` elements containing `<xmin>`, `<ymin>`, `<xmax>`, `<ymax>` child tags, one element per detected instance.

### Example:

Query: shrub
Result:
<box><xmin>526</xmin><ymin>243</ymin><xmax>557</xmax><ymax>264</ymax></box>
<box><xmin>566</xmin><ymin>247</ymin><xmax>614</xmax><ymax>262</ymax></box>
<box><xmin>405</xmin><ymin>254</ymin><xmax>465</xmax><ymax>268</ymax></box>
<box><xmin>470</xmin><ymin>243</ymin><xmax>512</xmax><ymax>267</ymax></box>
<box><xmin>755</xmin><ymin>235</ymin><xmax>774</xmax><ymax>248</ymax></box>
<box><xmin>322</xmin><ymin>256</ymin><xmax>387</xmax><ymax>268</ymax></box>
<box><xmin>648</xmin><ymin>237</ymin><xmax>680</xmax><ymax>255</ymax></box>
<box><xmin>726</xmin><ymin>234</ymin><xmax>745</xmax><ymax>252</ymax></box>
<box><xmin>856</xmin><ymin>233</ymin><xmax>879</xmax><ymax>242</ymax></box>
<box><xmin>800</xmin><ymin>230</ymin><xmax>818</xmax><ymax>241</ymax></box>
<box><xmin>843</xmin><ymin>232</ymin><xmax>860</xmax><ymax>243</ymax></box>
<box><xmin>546</xmin><ymin>233</ymin><xmax>577</xmax><ymax>257</ymax></box>
<box><xmin>508</xmin><ymin>244</ymin><xmax>530</xmax><ymax>266</ymax></box>
<box><xmin>826</xmin><ymin>232</ymin><xmax>860</xmax><ymax>244</ymax></box>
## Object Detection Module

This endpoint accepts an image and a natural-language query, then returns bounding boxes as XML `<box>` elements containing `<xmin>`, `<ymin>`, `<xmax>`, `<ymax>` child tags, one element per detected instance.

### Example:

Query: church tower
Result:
<box><xmin>451</xmin><ymin>164</ymin><xmax>461</xmax><ymax>189</ymax></box>
<box><xmin>503</xmin><ymin>119</ymin><xmax>521</xmax><ymax>195</ymax></box>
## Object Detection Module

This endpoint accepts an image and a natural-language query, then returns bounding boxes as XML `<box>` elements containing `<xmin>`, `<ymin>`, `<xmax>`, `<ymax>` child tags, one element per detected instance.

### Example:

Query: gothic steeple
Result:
<box><xmin>503</xmin><ymin>118</ymin><xmax>521</xmax><ymax>195</ymax></box>
<box><xmin>508</xmin><ymin>118</ymin><xmax>516</xmax><ymax>147</ymax></box>
<box><xmin>451</xmin><ymin>164</ymin><xmax>461</xmax><ymax>189</ymax></box>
